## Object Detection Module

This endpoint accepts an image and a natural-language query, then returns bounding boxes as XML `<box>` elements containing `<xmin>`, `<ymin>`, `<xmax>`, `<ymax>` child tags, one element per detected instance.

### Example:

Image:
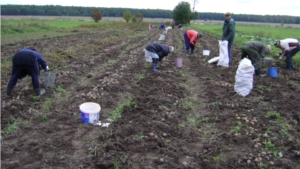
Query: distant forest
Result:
<box><xmin>1</xmin><ymin>5</ymin><xmax>300</xmax><ymax>24</ymax></box>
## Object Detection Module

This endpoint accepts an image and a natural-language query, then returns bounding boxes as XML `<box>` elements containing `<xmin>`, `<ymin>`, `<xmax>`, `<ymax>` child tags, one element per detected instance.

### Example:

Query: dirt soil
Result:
<box><xmin>1</xmin><ymin>26</ymin><xmax>300</xmax><ymax>169</ymax></box>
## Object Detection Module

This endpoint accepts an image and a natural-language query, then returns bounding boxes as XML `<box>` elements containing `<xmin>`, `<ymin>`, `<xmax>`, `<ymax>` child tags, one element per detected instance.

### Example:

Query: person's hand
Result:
<box><xmin>278</xmin><ymin>54</ymin><xmax>284</xmax><ymax>60</ymax></box>
<box><xmin>45</xmin><ymin>66</ymin><xmax>49</xmax><ymax>71</ymax></box>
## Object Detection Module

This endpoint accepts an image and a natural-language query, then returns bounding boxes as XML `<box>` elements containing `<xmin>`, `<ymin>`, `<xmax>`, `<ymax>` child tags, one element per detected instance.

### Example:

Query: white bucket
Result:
<box><xmin>144</xmin><ymin>49</ymin><xmax>153</xmax><ymax>62</ymax></box>
<box><xmin>203</xmin><ymin>50</ymin><xmax>210</xmax><ymax>56</ymax></box>
<box><xmin>79</xmin><ymin>102</ymin><xmax>101</xmax><ymax>124</ymax></box>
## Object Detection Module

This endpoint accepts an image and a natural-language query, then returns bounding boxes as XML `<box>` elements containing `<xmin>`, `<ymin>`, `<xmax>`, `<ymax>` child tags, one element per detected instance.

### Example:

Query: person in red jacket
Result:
<box><xmin>183</xmin><ymin>30</ymin><xmax>202</xmax><ymax>56</ymax></box>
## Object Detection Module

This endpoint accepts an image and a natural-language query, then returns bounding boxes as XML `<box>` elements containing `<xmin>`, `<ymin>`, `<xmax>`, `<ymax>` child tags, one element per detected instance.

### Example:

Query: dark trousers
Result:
<box><xmin>228</xmin><ymin>43</ymin><xmax>232</xmax><ymax>65</ymax></box>
<box><xmin>152</xmin><ymin>58</ymin><xmax>158</xmax><ymax>65</ymax></box>
<box><xmin>183</xmin><ymin>32</ymin><xmax>194</xmax><ymax>52</ymax></box>
<box><xmin>286</xmin><ymin>43</ymin><xmax>300</xmax><ymax>69</ymax></box>
<box><xmin>7</xmin><ymin>62</ymin><xmax>40</xmax><ymax>89</ymax></box>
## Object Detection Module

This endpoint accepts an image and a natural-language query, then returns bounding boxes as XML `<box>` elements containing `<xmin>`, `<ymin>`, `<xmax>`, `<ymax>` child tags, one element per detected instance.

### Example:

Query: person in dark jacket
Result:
<box><xmin>222</xmin><ymin>12</ymin><xmax>236</xmax><ymax>65</ymax></box>
<box><xmin>6</xmin><ymin>48</ymin><xmax>49</xmax><ymax>97</ymax></box>
<box><xmin>145</xmin><ymin>43</ymin><xmax>174</xmax><ymax>72</ymax></box>
<box><xmin>241</xmin><ymin>41</ymin><xmax>271</xmax><ymax>76</ymax></box>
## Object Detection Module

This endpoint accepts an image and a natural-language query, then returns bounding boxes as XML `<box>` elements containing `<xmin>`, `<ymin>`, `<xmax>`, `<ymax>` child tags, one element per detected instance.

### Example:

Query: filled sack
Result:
<box><xmin>234</xmin><ymin>58</ymin><xmax>255</xmax><ymax>97</ymax></box>
<box><xmin>217</xmin><ymin>40</ymin><xmax>229</xmax><ymax>67</ymax></box>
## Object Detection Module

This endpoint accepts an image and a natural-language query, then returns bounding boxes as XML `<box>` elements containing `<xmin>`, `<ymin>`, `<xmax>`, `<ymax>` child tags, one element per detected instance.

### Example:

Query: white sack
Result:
<box><xmin>217</xmin><ymin>40</ymin><xmax>229</xmax><ymax>67</ymax></box>
<box><xmin>208</xmin><ymin>56</ymin><xmax>220</xmax><ymax>64</ymax></box>
<box><xmin>234</xmin><ymin>58</ymin><xmax>255</xmax><ymax>97</ymax></box>
<box><xmin>158</xmin><ymin>34</ymin><xmax>165</xmax><ymax>41</ymax></box>
<box><xmin>163</xmin><ymin>30</ymin><xmax>168</xmax><ymax>35</ymax></box>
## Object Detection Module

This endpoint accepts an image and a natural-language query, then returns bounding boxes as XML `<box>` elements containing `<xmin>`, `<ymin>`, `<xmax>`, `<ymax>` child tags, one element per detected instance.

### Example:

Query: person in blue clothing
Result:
<box><xmin>159</xmin><ymin>24</ymin><xmax>165</xmax><ymax>30</ymax></box>
<box><xmin>6</xmin><ymin>48</ymin><xmax>49</xmax><ymax>97</ymax></box>
<box><xmin>145</xmin><ymin>43</ymin><xmax>174</xmax><ymax>72</ymax></box>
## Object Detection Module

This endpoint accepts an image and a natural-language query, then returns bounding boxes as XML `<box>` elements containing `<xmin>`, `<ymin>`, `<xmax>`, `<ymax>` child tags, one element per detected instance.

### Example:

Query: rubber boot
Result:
<box><xmin>255</xmin><ymin>69</ymin><xmax>266</xmax><ymax>77</ymax></box>
<box><xmin>255</xmin><ymin>69</ymin><xmax>261</xmax><ymax>76</ymax></box>
<box><xmin>191</xmin><ymin>49</ymin><xmax>194</xmax><ymax>56</ymax></box>
<box><xmin>34</xmin><ymin>88</ymin><xmax>45</xmax><ymax>96</ymax></box>
<box><xmin>152</xmin><ymin>59</ymin><xmax>159</xmax><ymax>72</ymax></box>
<box><xmin>185</xmin><ymin>50</ymin><xmax>189</xmax><ymax>57</ymax></box>
<box><xmin>6</xmin><ymin>88</ymin><xmax>13</xmax><ymax>97</ymax></box>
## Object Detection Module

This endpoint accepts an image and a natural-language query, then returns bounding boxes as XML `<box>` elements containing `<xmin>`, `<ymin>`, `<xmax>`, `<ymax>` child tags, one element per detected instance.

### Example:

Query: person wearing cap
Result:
<box><xmin>145</xmin><ymin>43</ymin><xmax>174</xmax><ymax>72</ymax></box>
<box><xmin>222</xmin><ymin>12</ymin><xmax>236</xmax><ymax>65</ymax></box>
<box><xmin>274</xmin><ymin>38</ymin><xmax>300</xmax><ymax>70</ymax></box>
<box><xmin>6</xmin><ymin>48</ymin><xmax>49</xmax><ymax>97</ymax></box>
<box><xmin>183</xmin><ymin>30</ymin><xmax>202</xmax><ymax>56</ymax></box>
<box><xmin>240</xmin><ymin>41</ymin><xmax>271</xmax><ymax>76</ymax></box>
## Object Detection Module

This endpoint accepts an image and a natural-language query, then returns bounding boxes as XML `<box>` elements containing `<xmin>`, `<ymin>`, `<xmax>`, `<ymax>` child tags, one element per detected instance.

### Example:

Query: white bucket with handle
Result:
<box><xmin>144</xmin><ymin>49</ymin><xmax>153</xmax><ymax>62</ymax></box>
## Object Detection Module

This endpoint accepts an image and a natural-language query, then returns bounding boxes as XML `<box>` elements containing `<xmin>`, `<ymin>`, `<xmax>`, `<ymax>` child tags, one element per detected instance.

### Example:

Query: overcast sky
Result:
<box><xmin>1</xmin><ymin>0</ymin><xmax>300</xmax><ymax>16</ymax></box>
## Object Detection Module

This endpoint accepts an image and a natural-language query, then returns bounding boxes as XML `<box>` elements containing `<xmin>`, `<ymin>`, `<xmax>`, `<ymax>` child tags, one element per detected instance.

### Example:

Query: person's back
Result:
<box><xmin>13</xmin><ymin>49</ymin><xmax>37</xmax><ymax>66</ymax></box>
<box><xmin>279</xmin><ymin>38</ymin><xmax>299</xmax><ymax>51</ymax></box>
<box><xmin>244</xmin><ymin>41</ymin><xmax>265</xmax><ymax>51</ymax></box>
<box><xmin>146</xmin><ymin>43</ymin><xmax>170</xmax><ymax>57</ymax></box>
<box><xmin>159</xmin><ymin>24</ymin><xmax>165</xmax><ymax>29</ymax></box>
<box><xmin>186</xmin><ymin>30</ymin><xmax>198</xmax><ymax>43</ymax></box>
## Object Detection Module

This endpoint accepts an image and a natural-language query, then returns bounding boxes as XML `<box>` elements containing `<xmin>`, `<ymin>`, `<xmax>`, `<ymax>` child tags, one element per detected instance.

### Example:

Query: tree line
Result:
<box><xmin>1</xmin><ymin>5</ymin><xmax>299</xmax><ymax>24</ymax></box>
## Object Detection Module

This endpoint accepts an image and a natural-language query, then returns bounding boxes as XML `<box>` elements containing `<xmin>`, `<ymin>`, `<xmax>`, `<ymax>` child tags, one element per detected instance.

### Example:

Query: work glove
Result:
<box><xmin>45</xmin><ymin>66</ymin><xmax>49</xmax><ymax>71</ymax></box>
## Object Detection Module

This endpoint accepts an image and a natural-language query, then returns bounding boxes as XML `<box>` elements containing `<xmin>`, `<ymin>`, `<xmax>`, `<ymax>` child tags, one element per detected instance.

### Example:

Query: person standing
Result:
<box><xmin>240</xmin><ymin>41</ymin><xmax>271</xmax><ymax>76</ymax></box>
<box><xmin>145</xmin><ymin>43</ymin><xmax>174</xmax><ymax>72</ymax></box>
<box><xmin>183</xmin><ymin>30</ymin><xmax>202</xmax><ymax>56</ymax></box>
<box><xmin>222</xmin><ymin>12</ymin><xmax>236</xmax><ymax>65</ymax></box>
<box><xmin>274</xmin><ymin>38</ymin><xmax>300</xmax><ymax>70</ymax></box>
<box><xmin>6</xmin><ymin>48</ymin><xmax>49</xmax><ymax>97</ymax></box>
<box><xmin>171</xmin><ymin>21</ymin><xmax>175</xmax><ymax>29</ymax></box>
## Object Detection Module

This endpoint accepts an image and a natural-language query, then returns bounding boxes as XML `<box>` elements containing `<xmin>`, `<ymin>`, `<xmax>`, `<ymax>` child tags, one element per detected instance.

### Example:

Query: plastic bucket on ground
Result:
<box><xmin>264</xmin><ymin>57</ymin><xmax>273</xmax><ymax>67</ymax></box>
<box><xmin>267</xmin><ymin>67</ymin><xmax>278</xmax><ymax>78</ymax></box>
<box><xmin>144</xmin><ymin>51</ymin><xmax>152</xmax><ymax>62</ymax></box>
<box><xmin>203</xmin><ymin>50</ymin><xmax>210</xmax><ymax>56</ymax></box>
<box><xmin>175</xmin><ymin>57</ymin><xmax>183</xmax><ymax>68</ymax></box>
<box><xmin>79</xmin><ymin>102</ymin><xmax>101</xmax><ymax>124</ymax></box>
<box><xmin>44</xmin><ymin>72</ymin><xmax>56</xmax><ymax>86</ymax></box>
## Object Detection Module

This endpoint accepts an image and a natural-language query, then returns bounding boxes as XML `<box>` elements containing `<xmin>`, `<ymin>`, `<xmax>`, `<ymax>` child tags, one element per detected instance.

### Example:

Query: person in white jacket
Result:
<box><xmin>274</xmin><ymin>38</ymin><xmax>300</xmax><ymax>70</ymax></box>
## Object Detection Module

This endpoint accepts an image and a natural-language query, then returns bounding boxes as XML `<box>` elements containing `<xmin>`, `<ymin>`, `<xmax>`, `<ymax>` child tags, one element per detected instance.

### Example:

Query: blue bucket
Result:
<box><xmin>268</xmin><ymin>67</ymin><xmax>278</xmax><ymax>78</ymax></box>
